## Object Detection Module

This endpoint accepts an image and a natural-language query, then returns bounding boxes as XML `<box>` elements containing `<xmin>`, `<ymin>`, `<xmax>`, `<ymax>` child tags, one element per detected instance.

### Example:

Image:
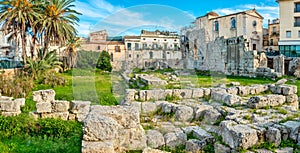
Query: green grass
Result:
<box><xmin>34</xmin><ymin>69</ymin><xmax>118</xmax><ymax>105</ymax></box>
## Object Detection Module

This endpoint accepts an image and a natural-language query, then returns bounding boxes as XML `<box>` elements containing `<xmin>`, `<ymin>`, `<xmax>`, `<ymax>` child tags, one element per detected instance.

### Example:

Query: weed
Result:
<box><xmin>165</xmin><ymin>94</ymin><xmax>180</xmax><ymax>102</ymax></box>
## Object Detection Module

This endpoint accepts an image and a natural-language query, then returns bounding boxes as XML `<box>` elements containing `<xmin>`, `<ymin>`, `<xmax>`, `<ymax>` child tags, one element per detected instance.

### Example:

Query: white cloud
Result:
<box><xmin>213</xmin><ymin>4</ymin><xmax>279</xmax><ymax>27</ymax></box>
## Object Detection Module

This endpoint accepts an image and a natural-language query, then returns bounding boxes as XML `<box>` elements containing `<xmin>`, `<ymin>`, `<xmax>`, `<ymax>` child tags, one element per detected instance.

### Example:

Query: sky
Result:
<box><xmin>74</xmin><ymin>0</ymin><xmax>279</xmax><ymax>37</ymax></box>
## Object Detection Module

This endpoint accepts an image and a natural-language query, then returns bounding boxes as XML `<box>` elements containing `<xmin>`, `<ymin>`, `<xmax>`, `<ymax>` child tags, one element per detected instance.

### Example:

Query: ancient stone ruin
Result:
<box><xmin>0</xmin><ymin>93</ymin><xmax>25</xmax><ymax>117</ymax></box>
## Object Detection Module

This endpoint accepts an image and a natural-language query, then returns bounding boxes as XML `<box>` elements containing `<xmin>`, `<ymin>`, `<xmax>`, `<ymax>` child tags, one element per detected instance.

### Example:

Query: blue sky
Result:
<box><xmin>74</xmin><ymin>0</ymin><xmax>279</xmax><ymax>37</ymax></box>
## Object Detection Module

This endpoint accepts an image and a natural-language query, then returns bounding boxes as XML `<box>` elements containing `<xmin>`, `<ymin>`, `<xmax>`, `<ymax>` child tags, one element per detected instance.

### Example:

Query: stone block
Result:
<box><xmin>266</xmin><ymin>127</ymin><xmax>281</xmax><ymax>147</ymax></box>
<box><xmin>146</xmin><ymin>130</ymin><xmax>165</xmax><ymax>148</ymax></box>
<box><xmin>174</xmin><ymin>105</ymin><xmax>194</xmax><ymax>122</ymax></box>
<box><xmin>203</xmin><ymin>109</ymin><xmax>222</xmax><ymax>124</ymax></box>
<box><xmin>164</xmin><ymin>131</ymin><xmax>187</xmax><ymax>148</ymax></box>
<box><xmin>192</xmin><ymin>88</ymin><xmax>204</xmax><ymax>98</ymax></box>
<box><xmin>281</xmin><ymin>121</ymin><xmax>300</xmax><ymax>141</ymax></box>
<box><xmin>0</xmin><ymin>100</ymin><xmax>21</xmax><ymax>112</ymax></box>
<box><xmin>248</xmin><ymin>95</ymin><xmax>286</xmax><ymax>109</ymax></box>
<box><xmin>194</xmin><ymin>105</ymin><xmax>213</xmax><ymax>120</ymax></box>
<box><xmin>142</xmin><ymin>102</ymin><xmax>157</xmax><ymax>114</ymax></box>
<box><xmin>125</xmin><ymin>89</ymin><xmax>137</xmax><ymax>102</ymax></box>
<box><xmin>32</xmin><ymin>89</ymin><xmax>55</xmax><ymax>103</ymax></box>
<box><xmin>36</xmin><ymin>102</ymin><xmax>52</xmax><ymax>113</ymax></box>
<box><xmin>2</xmin><ymin>111</ymin><xmax>21</xmax><ymax>117</ymax></box>
<box><xmin>52</xmin><ymin>112</ymin><xmax>69</xmax><ymax>120</ymax></box>
<box><xmin>53</xmin><ymin>100</ymin><xmax>69</xmax><ymax>112</ymax></box>
<box><xmin>70</xmin><ymin>101</ymin><xmax>91</xmax><ymax>114</ymax></box>
<box><xmin>68</xmin><ymin>113</ymin><xmax>76</xmax><ymax>120</ymax></box>
<box><xmin>15</xmin><ymin>98</ymin><xmax>25</xmax><ymax>106</ymax></box>
<box><xmin>81</xmin><ymin>141</ymin><xmax>115</xmax><ymax>153</ymax></box>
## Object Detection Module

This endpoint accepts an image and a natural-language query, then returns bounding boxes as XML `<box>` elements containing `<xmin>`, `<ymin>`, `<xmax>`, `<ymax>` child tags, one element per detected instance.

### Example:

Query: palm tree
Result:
<box><xmin>38</xmin><ymin>0</ymin><xmax>81</xmax><ymax>55</ymax></box>
<box><xmin>62</xmin><ymin>36</ymin><xmax>80</xmax><ymax>69</ymax></box>
<box><xmin>0</xmin><ymin>0</ymin><xmax>41</xmax><ymax>63</ymax></box>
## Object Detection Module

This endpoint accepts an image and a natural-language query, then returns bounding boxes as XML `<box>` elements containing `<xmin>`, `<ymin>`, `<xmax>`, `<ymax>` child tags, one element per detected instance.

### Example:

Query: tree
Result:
<box><xmin>62</xmin><ymin>36</ymin><xmax>80</xmax><ymax>70</ymax></box>
<box><xmin>96</xmin><ymin>51</ymin><xmax>112</xmax><ymax>72</ymax></box>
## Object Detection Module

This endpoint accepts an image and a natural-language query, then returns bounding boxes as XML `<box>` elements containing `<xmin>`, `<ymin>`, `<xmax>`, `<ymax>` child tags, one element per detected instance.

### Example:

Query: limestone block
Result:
<box><xmin>139</xmin><ymin>90</ymin><xmax>147</xmax><ymax>101</ymax></box>
<box><xmin>214</xmin><ymin>143</ymin><xmax>231</xmax><ymax>153</ymax></box>
<box><xmin>52</xmin><ymin>112</ymin><xmax>69</xmax><ymax>120</ymax></box>
<box><xmin>203</xmin><ymin>88</ymin><xmax>211</xmax><ymax>96</ymax></box>
<box><xmin>275</xmin><ymin>79</ymin><xmax>288</xmax><ymax>85</ymax></box>
<box><xmin>53</xmin><ymin>100</ymin><xmax>69</xmax><ymax>112</ymax></box>
<box><xmin>142</xmin><ymin>102</ymin><xmax>157</xmax><ymax>114</ymax></box>
<box><xmin>161</xmin><ymin>102</ymin><xmax>177</xmax><ymax>114</ymax></box>
<box><xmin>186</xmin><ymin>137</ymin><xmax>214</xmax><ymax>153</ymax></box>
<box><xmin>15</xmin><ymin>98</ymin><xmax>25</xmax><ymax>107</ymax></box>
<box><xmin>32</xmin><ymin>89</ymin><xmax>55</xmax><ymax>103</ymax></box>
<box><xmin>248</xmin><ymin>95</ymin><xmax>286</xmax><ymax>109</ymax></box>
<box><xmin>281</xmin><ymin>121</ymin><xmax>300</xmax><ymax>141</ymax></box>
<box><xmin>220</xmin><ymin>122</ymin><xmax>258</xmax><ymax>149</ymax></box>
<box><xmin>194</xmin><ymin>105</ymin><xmax>213</xmax><ymax>120</ymax></box>
<box><xmin>203</xmin><ymin>109</ymin><xmax>222</xmax><ymax>124</ymax></box>
<box><xmin>36</xmin><ymin>102</ymin><xmax>52</xmax><ymax>113</ymax></box>
<box><xmin>130</xmin><ymin>102</ymin><xmax>142</xmax><ymax>113</ymax></box>
<box><xmin>70</xmin><ymin>101</ymin><xmax>91</xmax><ymax>114</ymax></box>
<box><xmin>125</xmin><ymin>89</ymin><xmax>137</xmax><ymax>102</ymax></box>
<box><xmin>226</xmin><ymin>87</ymin><xmax>238</xmax><ymax>95</ymax></box>
<box><xmin>174</xmin><ymin>105</ymin><xmax>194</xmax><ymax>122</ymax></box>
<box><xmin>164</xmin><ymin>131</ymin><xmax>187</xmax><ymax>148</ymax></box>
<box><xmin>266</xmin><ymin>127</ymin><xmax>281</xmax><ymax>147</ymax></box>
<box><xmin>192</xmin><ymin>88</ymin><xmax>204</xmax><ymax>98</ymax></box>
<box><xmin>146</xmin><ymin>130</ymin><xmax>165</xmax><ymax>148</ymax></box>
<box><xmin>119</xmin><ymin>126</ymin><xmax>147</xmax><ymax>150</ymax></box>
<box><xmin>192</xmin><ymin>127</ymin><xmax>212</xmax><ymax>140</ymax></box>
<box><xmin>0</xmin><ymin>100</ymin><xmax>21</xmax><ymax>112</ymax></box>
<box><xmin>81</xmin><ymin>141</ymin><xmax>115</xmax><ymax>153</ymax></box>
<box><xmin>68</xmin><ymin>113</ymin><xmax>76</xmax><ymax>120</ymax></box>
<box><xmin>223</xmin><ymin>94</ymin><xmax>240</xmax><ymax>106</ymax></box>
<box><xmin>142</xmin><ymin>148</ymin><xmax>170</xmax><ymax>153</ymax></box>
<box><xmin>275</xmin><ymin>148</ymin><xmax>293</xmax><ymax>153</ymax></box>
<box><xmin>286</xmin><ymin>94</ymin><xmax>298</xmax><ymax>103</ymax></box>
<box><xmin>146</xmin><ymin>90</ymin><xmax>165</xmax><ymax>101</ymax></box>
<box><xmin>2</xmin><ymin>111</ymin><xmax>21</xmax><ymax>117</ymax></box>
<box><xmin>83</xmin><ymin>115</ymin><xmax>121</xmax><ymax>141</ymax></box>
<box><xmin>281</xmin><ymin>85</ymin><xmax>297</xmax><ymax>95</ymax></box>
<box><xmin>237</xmin><ymin>86</ymin><xmax>250</xmax><ymax>96</ymax></box>
<box><xmin>272</xmin><ymin>124</ymin><xmax>289</xmax><ymax>141</ymax></box>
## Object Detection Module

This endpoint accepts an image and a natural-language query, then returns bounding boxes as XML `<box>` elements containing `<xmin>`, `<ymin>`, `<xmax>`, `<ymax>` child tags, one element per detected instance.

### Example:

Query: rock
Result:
<box><xmin>1</xmin><ymin>111</ymin><xmax>21</xmax><ymax>117</ymax></box>
<box><xmin>161</xmin><ymin>102</ymin><xmax>177</xmax><ymax>114</ymax></box>
<box><xmin>32</xmin><ymin>89</ymin><xmax>55</xmax><ymax>103</ymax></box>
<box><xmin>272</xmin><ymin>124</ymin><xmax>289</xmax><ymax>141</ymax></box>
<box><xmin>142</xmin><ymin>148</ymin><xmax>170</xmax><ymax>153</ymax></box>
<box><xmin>223</xmin><ymin>94</ymin><xmax>240</xmax><ymax>106</ymax></box>
<box><xmin>52</xmin><ymin>112</ymin><xmax>69</xmax><ymax>120</ymax></box>
<box><xmin>281</xmin><ymin>85</ymin><xmax>297</xmax><ymax>95</ymax></box>
<box><xmin>0</xmin><ymin>100</ymin><xmax>22</xmax><ymax>112</ymax></box>
<box><xmin>146</xmin><ymin>90</ymin><xmax>166</xmax><ymax>101</ymax></box>
<box><xmin>53</xmin><ymin>100</ymin><xmax>69</xmax><ymax>112</ymax></box>
<box><xmin>286</xmin><ymin>94</ymin><xmax>298</xmax><ymax>103</ymax></box>
<box><xmin>130</xmin><ymin>102</ymin><xmax>142</xmax><ymax>113</ymax></box>
<box><xmin>192</xmin><ymin>127</ymin><xmax>212</xmax><ymax>140</ymax></box>
<box><xmin>255</xmin><ymin>149</ymin><xmax>273</xmax><ymax>153</ymax></box>
<box><xmin>214</xmin><ymin>143</ymin><xmax>231</xmax><ymax>153</ymax></box>
<box><xmin>203</xmin><ymin>109</ymin><xmax>222</xmax><ymax>124</ymax></box>
<box><xmin>139</xmin><ymin>90</ymin><xmax>147</xmax><ymax>101</ymax></box>
<box><xmin>275</xmin><ymin>147</ymin><xmax>293</xmax><ymax>153</ymax></box>
<box><xmin>226</xmin><ymin>87</ymin><xmax>238</xmax><ymax>95</ymax></box>
<box><xmin>36</xmin><ymin>102</ymin><xmax>52</xmax><ymax>113</ymax></box>
<box><xmin>203</xmin><ymin>88</ymin><xmax>211</xmax><ymax>96</ymax></box>
<box><xmin>142</xmin><ymin>102</ymin><xmax>157</xmax><ymax>114</ymax></box>
<box><xmin>70</xmin><ymin>101</ymin><xmax>91</xmax><ymax>114</ymax></box>
<box><xmin>248</xmin><ymin>95</ymin><xmax>286</xmax><ymax>109</ymax></box>
<box><xmin>125</xmin><ymin>89</ymin><xmax>137</xmax><ymax>102</ymax></box>
<box><xmin>281</xmin><ymin>121</ymin><xmax>300</xmax><ymax>141</ymax></box>
<box><xmin>237</xmin><ymin>86</ymin><xmax>250</xmax><ymax>96</ymax></box>
<box><xmin>174</xmin><ymin>105</ymin><xmax>194</xmax><ymax>122</ymax></box>
<box><xmin>83</xmin><ymin>115</ymin><xmax>121</xmax><ymax>141</ymax></box>
<box><xmin>266</xmin><ymin>127</ymin><xmax>281</xmax><ymax>147</ymax></box>
<box><xmin>192</xmin><ymin>88</ymin><xmax>204</xmax><ymax>98</ymax></box>
<box><xmin>276</xmin><ymin>79</ymin><xmax>288</xmax><ymax>85</ymax></box>
<box><xmin>220</xmin><ymin>121</ymin><xmax>258</xmax><ymax>149</ymax></box>
<box><xmin>146</xmin><ymin>130</ymin><xmax>165</xmax><ymax>148</ymax></box>
<box><xmin>15</xmin><ymin>98</ymin><xmax>25</xmax><ymax>107</ymax></box>
<box><xmin>186</xmin><ymin>137</ymin><xmax>214</xmax><ymax>153</ymax></box>
<box><xmin>68</xmin><ymin>113</ymin><xmax>76</xmax><ymax>120</ymax></box>
<box><xmin>194</xmin><ymin>105</ymin><xmax>213</xmax><ymax>120</ymax></box>
<box><xmin>164</xmin><ymin>131</ymin><xmax>187</xmax><ymax>148</ymax></box>
<box><xmin>81</xmin><ymin>141</ymin><xmax>115</xmax><ymax>153</ymax></box>
<box><xmin>230</xmin><ymin>82</ymin><xmax>240</xmax><ymax>86</ymax></box>
<box><xmin>173</xmin><ymin>89</ymin><xmax>193</xmax><ymax>99</ymax></box>
<box><xmin>119</xmin><ymin>126</ymin><xmax>147</xmax><ymax>150</ymax></box>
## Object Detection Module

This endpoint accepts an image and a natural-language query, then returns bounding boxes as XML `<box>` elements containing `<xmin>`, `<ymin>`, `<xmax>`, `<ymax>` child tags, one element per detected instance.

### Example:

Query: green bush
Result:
<box><xmin>96</xmin><ymin>51</ymin><xmax>112</xmax><ymax>72</ymax></box>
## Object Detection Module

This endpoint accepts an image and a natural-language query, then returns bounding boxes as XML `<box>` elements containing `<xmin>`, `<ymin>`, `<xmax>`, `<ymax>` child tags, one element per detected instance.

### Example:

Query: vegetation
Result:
<box><xmin>76</xmin><ymin>50</ymin><xmax>100</xmax><ymax>69</ymax></box>
<box><xmin>97</xmin><ymin>51</ymin><xmax>112</xmax><ymax>72</ymax></box>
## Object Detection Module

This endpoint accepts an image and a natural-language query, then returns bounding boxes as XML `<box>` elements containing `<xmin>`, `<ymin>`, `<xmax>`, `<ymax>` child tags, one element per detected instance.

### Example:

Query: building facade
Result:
<box><xmin>181</xmin><ymin>9</ymin><xmax>265</xmax><ymax>75</ymax></box>
<box><xmin>278</xmin><ymin>0</ymin><xmax>300</xmax><ymax>57</ymax></box>
<box><xmin>266</xmin><ymin>18</ymin><xmax>280</xmax><ymax>51</ymax></box>
<box><xmin>124</xmin><ymin>30</ymin><xmax>183</xmax><ymax>69</ymax></box>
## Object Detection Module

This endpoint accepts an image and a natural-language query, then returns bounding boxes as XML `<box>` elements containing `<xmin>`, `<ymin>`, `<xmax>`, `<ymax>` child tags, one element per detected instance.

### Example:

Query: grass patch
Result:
<box><xmin>160</xmin><ymin>145</ymin><xmax>186</xmax><ymax>153</ymax></box>
<box><xmin>165</xmin><ymin>94</ymin><xmax>180</xmax><ymax>102</ymax></box>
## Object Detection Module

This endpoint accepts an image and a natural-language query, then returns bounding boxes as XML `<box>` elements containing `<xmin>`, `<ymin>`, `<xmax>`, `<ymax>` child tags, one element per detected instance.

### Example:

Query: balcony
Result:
<box><xmin>294</xmin><ymin>22</ymin><xmax>300</xmax><ymax>27</ymax></box>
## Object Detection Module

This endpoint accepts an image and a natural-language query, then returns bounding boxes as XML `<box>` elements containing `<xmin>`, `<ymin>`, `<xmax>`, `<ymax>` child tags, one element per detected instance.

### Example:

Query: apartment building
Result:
<box><xmin>267</xmin><ymin>18</ymin><xmax>280</xmax><ymax>51</ymax></box>
<box><xmin>277</xmin><ymin>0</ymin><xmax>300</xmax><ymax>57</ymax></box>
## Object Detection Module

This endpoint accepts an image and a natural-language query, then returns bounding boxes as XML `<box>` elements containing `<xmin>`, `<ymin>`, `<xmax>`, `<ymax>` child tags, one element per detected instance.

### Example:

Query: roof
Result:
<box><xmin>197</xmin><ymin>9</ymin><xmax>263</xmax><ymax>20</ymax></box>
<box><xmin>124</xmin><ymin>36</ymin><xmax>141</xmax><ymax>39</ymax></box>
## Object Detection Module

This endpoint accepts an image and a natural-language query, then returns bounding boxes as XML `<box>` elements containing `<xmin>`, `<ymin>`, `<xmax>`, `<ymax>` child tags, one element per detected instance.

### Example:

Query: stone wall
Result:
<box><xmin>0</xmin><ymin>94</ymin><xmax>25</xmax><ymax>116</ymax></box>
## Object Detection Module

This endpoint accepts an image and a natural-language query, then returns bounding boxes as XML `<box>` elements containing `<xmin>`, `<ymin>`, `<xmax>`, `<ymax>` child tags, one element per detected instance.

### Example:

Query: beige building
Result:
<box><xmin>181</xmin><ymin>9</ymin><xmax>265</xmax><ymax>75</ymax></box>
<box><xmin>80</xmin><ymin>30</ymin><xmax>126</xmax><ymax>70</ymax></box>
<box><xmin>267</xmin><ymin>18</ymin><xmax>280</xmax><ymax>51</ymax></box>
<box><xmin>277</xmin><ymin>0</ymin><xmax>300</xmax><ymax>57</ymax></box>
<box><xmin>124</xmin><ymin>30</ymin><xmax>183</xmax><ymax>69</ymax></box>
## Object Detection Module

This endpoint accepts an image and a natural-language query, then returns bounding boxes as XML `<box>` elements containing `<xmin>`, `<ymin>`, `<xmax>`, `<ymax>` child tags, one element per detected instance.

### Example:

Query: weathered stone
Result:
<box><xmin>83</xmin><ymin>115</ymin><xmax>121</xmax><ymax>141</ymax></box>
<box><xmin>119</xmin><ymin>126</ymin><xmax>147</xmax><ymax>150</ymax></box>
<box><xmin>70</xmin><ymin>101</ymin><xmax>91</xmax><ymax>114</ymax></box>
<box><xmin>1</xmin><ymin>111</ymin><xmax>21</xmax><ymax>117</ymax></box>
<box><xmin>220</xmin><ymin>121</ymin><xmax>258</xmax><ymax>149</ymax></box>
<box><xmin>192</xmin><ymin>88</ymin><xmax>204</xmax><ymax>98</ymax></box>
<box><xmin>230</xmin><ymin>82</ymin><xmax>240</xmax><ymax>86</ymax></box>
<box><xmin>273</xmin><ymin>55</ymin><xmax>285</xmax><ymax>75</ymax></box>
<box><xmin>194</xmin><ymin>105</ymin><xmax>213</xmax><ymax>120</ymax></box>
<box><xmin>52</xmin><ymin>112</ymin><xmax>69</xmax><ymax>120</ymax></box>
<box><xmin>139</xmin><ymin>90</ymin><xmax>147</xmax><ymax>101</ymax></box>
<box><xmin>248</xmin><ymin>95</ymin><xmax>286</xmax><ymax>109</ymax></box>
<box><xmin>281</xmin><ymin>121</ymin><xmax>300</xmax><ymax>141</ymax></box>
<box><xmin>237</xmin><ymin>86</ymin><xmax>250</xmax><ymax>96</ymax></box>
<box><xmin>142</xmin><ymin>102</ymin><xmax>157</xmax><ymax>114</ymax></box>
<box><xmin>173</xmin><ymin>89</ymin><xmax>193</xmax><ymax>99</ymax></box>
<box><xmin>281</xmin><ymin>85</ymin><xmax>297</xmax><ymax>95</ymax></box>
<box><xmin>186</xmin><ymin>137</ymin><xmax>214</xmax><ymax>153</ymax></box>
<box><xmin>192</xmin><ymin>127</ymin><xmax>212</xmax><ymax>140</ymax></box>
<box><xmin>275</xmin><ymin>147</ymin><xmax>294</xmax><ymax>153</ymax></box>
<box><xmin>223</xmin><ymin>94</ymin><xmax>240</xmax><ymax>106</ymax></box>
<box><xmin>146</xmin><ymin>90</ymin><xmax>166</xmax><ymax>101</ymax></box>
<box><xmin>0</xmin><ymin>100</ymin><xmax>21</xmax><ymax>112</ymax></box>
<box><xmin>142</xmin><ymin>148</ymin><xmax>170</xmax><ymax>153</ymax></box>
<box><xmin>164</xmin><ymin>131</ymin><xmax>187</xmax><ymax>148</ymax></box>
<box><xmin>130</xmin><ymin>102</ymin><xmax>142</xmax><ymax>113</ymax></box>
<box><xmin>272</xmin><ymin>124</ymin><xmax>289</xmax><ymax>141</ymax></box>
<box><xmin>211</xmin><ymin>91</ymin><xmax>226</xmax><ymax>102</ymax></box>
<box><xmin>203</xmin><ymin>88</ymin><xmax>211</xmax><ymax>96</ymax></box>
<box><xmin>286</xmin><ymin>94</ymin><xmax>298</xmax><ymax>103</ymax></box>
<box><xmin>36</xmin><ymin>102</ymin><xmax>52</xmax><ymax>113</ymax></box>
<box><xmin>146</xmin><ymin>130</ymin><xmax>165</xmax><ymax>148</ymax></box>
<box><xmin>53</xmin><ymin>100</ymin><xmax>69</xmax><ymax>112</ymax></box>
<box><xmin>81</xmin><ymin>141</ymin><xmax>115</xmax><ymax>153</ymax></box>
<box><xmin>161</xmin><ymin>102</ymin><xmax>177</xmax><ymax>114</ymax></box>
<box><xmin>174</xmin><ymin>105</ymin><xmax>194</xmax><ymax>122</ymax></box>
<box><xmin>32</xmin><ymin>89</ymin><xmax>55</xmax><ymax>103</ymax></box>
<box><xmin>276</xmin><ymin>79</ymin><xmax>288</xmax><ymax>85</ymax></box>
<box><xmin>226</xmin><ymin>87</ymin><xmax>238</xmax><ymax>95</ymax></box>
<box><xmin>214</xmin><ymin>143</ymin><xmax>231</xmax><ymax>153</ymax></box>
<box><xmin>68</xmin><ymin>113</ymin><xmax>76</xmax><ymax>120</ymax></box>
<box><xmin>125</xmin><ymin>89</ymin><xmax>137</xmax><ymax>102</ymax></box>
<box><xmin>266</xmin><ymin>127</ymin><xmax>281</xmax><ymax>147</ymax></box>
<box><xmin>255</xmin><ymin>149</ymin><xmax>273</xmax><ymax>153</ymax></box>
<box><xmin>203</xmin><ymin>109</ymin><xmax>222</xmax><ymax>124</ymax></box>
<box><xmin>15</xmin><ymin>98</ymin><xmax>25</xmax><ymax>106</ymax></box>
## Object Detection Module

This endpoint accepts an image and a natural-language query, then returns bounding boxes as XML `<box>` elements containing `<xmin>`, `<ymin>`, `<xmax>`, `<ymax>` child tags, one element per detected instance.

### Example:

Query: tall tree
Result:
<box><xmin>62</xmin><ymin>36</ymin><xmax>80</xmax><ymax>69</ymax></box>
<box><xmin>0</xmin><ymin>0</ymin><xmax>41</xmax><ymax>63</ymax></box>
<box><xmin>38</xmin><ymin>0</ymin><xmax>81</xmax><ymax>55</ymax></box>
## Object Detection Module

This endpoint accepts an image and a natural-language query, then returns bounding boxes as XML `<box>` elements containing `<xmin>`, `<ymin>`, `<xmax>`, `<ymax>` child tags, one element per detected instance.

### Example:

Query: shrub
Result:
<box><xmin>96</xmin><ymin>51</ymin><xmax>112</xmax><ymax>72</ymax></box>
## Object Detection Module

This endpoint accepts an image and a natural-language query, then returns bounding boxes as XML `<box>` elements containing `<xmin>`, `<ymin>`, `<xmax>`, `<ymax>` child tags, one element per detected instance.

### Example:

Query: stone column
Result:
<box><xmin>273</xmin><ymin>55</ymin><xmax>285</xmax><ymax>75</ymax></box>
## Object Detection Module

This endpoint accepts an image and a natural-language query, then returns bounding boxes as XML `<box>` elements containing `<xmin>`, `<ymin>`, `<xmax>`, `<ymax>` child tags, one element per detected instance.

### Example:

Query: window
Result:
<box><xmin>286</xmin><ymin>31</ymin><xmax>291</xmax><ymax>38</ymax></box>
<box><xmin>298</xmin><ymin>31</ymin><xmax>300</xmax><ymax>38</ymax></box>
<box><xmin>135</xmin><ymin>43</ymin><xmax>139</xmax><ymax>50</ymax></box>
<box><xmin>142</xmin><ymin>43</ymin><xmax>147</xmax><ymax>50</ymax></box>
<box><xmin>253</xmin><ymin>21</ymin><xmax>257</xmax><ymax>27</ymax></box>
<box><xmin>273</xmin><ymin>26</ymin><xmax>276</xmax><ymax>33</ymax></box>
<box><xmin>164</xmin><ymin>44</ymin><xmax>167</xmax><ymax>50</ymax></box>
<box><xmin>270</xmin><ymin>39</ymin><xmax>274</xmax><ymax>46</ymax></box>
<box><xmin>295</xmin><ymin>3</ymin><xmax>300</xmax><ymax>12</ymax></box>
<box><xmin>295</xmin><ymin>17</ymin><xmax>300</xmax><ymax>27</ymax></box>
<box><xmin>174</xmin><ymin>44</ymin><xmax>178</xmax><ymax>51</ymax></box>
<box><xmin>97</xmin><ymin>46</ymin><xmax>101</xmax><ymax>50</ymax></box>
<box><xmin>149</xmin><ymin>52</ymin><xmax>153</xmax><ymax>59</ymax></box>
<box><xmin>110</xmin><ymin>53</ymin><xmax>114</xmax><ymax>62</ymax></box>
<box><xmin>253</xmin><ymin>44</ymin><xmax>257</xmax><ymax>50</ymax></box>
<box><xmin>127</xmin><ymin>43</ymin><xmax>131</xmax><ymax>50</ymax></box>
<box><xmin>153</xmin><ymin>43</ymin><xmax>158</xmax><ymax>50</ymax></box>
<box><xmin>115</xmin><ymin>46</ymin><xmax>120</xmax><ymax>52</ymax></box>
<box><xmin>214</xmin><ymin>21</ymin><xmax>219</xmax><ymax>31</ymax></box>
<box><xmin>129</xmin><ymin>54</ymin><xmax>131</xmax><ymax>58</ymax></box>
<box><xmin>231</xmin><ymin>17</ymin><xmax>236</xmax><ymax>29</ymax></box>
